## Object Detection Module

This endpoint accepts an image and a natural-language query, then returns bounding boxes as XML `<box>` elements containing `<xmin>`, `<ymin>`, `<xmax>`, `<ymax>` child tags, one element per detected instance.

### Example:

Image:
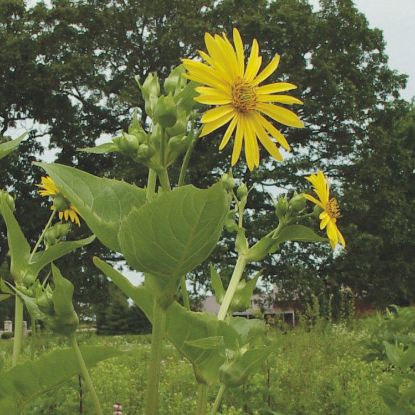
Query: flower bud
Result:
<box><xmin>164</xmin><ymin>65</ymin><xmax>186</xmax><ymax>95</ymax></box>
<box><xmin>0</xmin><ymin>190</ymin><xmax>15</xmax><ymax>212</ymax></box>
<box><xmin>289</xmin><ymin>193</ymin><xmax>306</xmax><ymax>213</ymax></box>
<box><xmin>224</xmin><ymin>212</ymin><xmax>238</xmax><ymax>233</ymax></box>
<box><xmin>52</xmin><ymin>194</ymin><xmax>70</xmax><ymax>212</ymax></box>
<box><xmin>236</xmin><ymin>184</ymin><xmax>248</xmax><ymax>200</ymax></box>
<box><xmin>275</xmin><ymin>196</ymin><xmax>288</xmax><ymax>219</ymax></box>
<box><xmin>153</xmin><ymin>95</ymin><xmax>178</xmax><ymax>128</ymax></box>
<box><xmin>166</xmin><ymin>110</ymin><xmax>187</xmax><ymax>137</ymax></box>
<box><xmin>44</xmin><ymin>222</ymin><xmax>71</xmax><ymax>246</ymax></box>
<box><xmin>221</xmin><ymin>173</ymin><xmax>235</xmax><ymax>191</ymax></box>
<box><xmin>36</xmin><ymin>290</ymin><xmax>54</xmax><ymax>314</ymax></box>
<box><xmin>114</xmin><ymin>133</ymin><xmax>140</xmax><ymax>153</ymax></box>
<box><xmin>313</xmin><ymin>204</ymin><xmax>323</xmax><ymax>218</ymax></box>
<box><xmin>140</xmin><ymin>73</ymin><xmax>160</xmax><ymax>100</ymax></box>
<box><xmin>135</xmin><ymin>144</ymin><xmax>155</xmax><ymax>161</ymax></box>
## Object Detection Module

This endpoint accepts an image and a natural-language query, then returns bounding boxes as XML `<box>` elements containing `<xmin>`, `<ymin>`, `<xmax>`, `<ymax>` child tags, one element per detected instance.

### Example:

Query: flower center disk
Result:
<box><xmin>326</xmin><ymin>198</ymin><xmax>341</xmax><ymax>219</ymax></box>
<box><xmin>231</xmin><ymin>79</ymin><xmax>257</xmax><ymax>113</ymax></box>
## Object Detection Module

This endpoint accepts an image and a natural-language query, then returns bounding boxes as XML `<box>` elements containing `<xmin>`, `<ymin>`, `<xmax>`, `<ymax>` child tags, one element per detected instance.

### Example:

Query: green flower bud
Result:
<box><xmin>0</xmin><ymin>191</ymin><xmax>15</xmax><ymax>212</ymax></box>
<box><xmin>164</xmin><ymin>65</ymin><xmax>186</xmax><ymax>95</ymax></box>
<box><xmin>313</xmin><ymin>204</ymin><xmax>323</xmax><ymax>218</ymax></box>
<box><xmin>275</xmin><ymin>196</ymin><xmax>288</xmax><ymax>219</ymax></box>
<box><xmin>224</xmin><ymin>212</ymin><xmax>238</xmax><ymax>233</ymax></box>
<box><xmin>136</xmin><ymin>144</ymin><xmax>155</xmax><ymax>160</ymax></box>
<box><xmin>114</xmin><ymin>132</ymin><xmax>140</xmax><ymax>153</ymax></box>
<box><xmin>52</xmin><ymin>194</ymin><xmax>70</xmax><ymax>212</ymax></box>
<box><xmin>36</xmin><ymin>291</ymin><xmax>54</xmax><ymax>314</ymax></box>
<box><xmin>154</xmin><ymin>95</ymin><xmax>178</xmax><ymax>128</ymax></box>
<box><xmin>236</xmin><ymin>184</ymin><xmax>248</xmax><ymax>199</ymax></box>
<box><xmin>289</xmin><ymin>193</ymin><xmax>306</xmax><ymax>213</ymax></box>
<box><xmin>165</xmin><ymin>110</ymin><xmax>187</xmax><ymax>137</ymax></box>
<box><xmin>44</xmin><ymin>222</ymin><xmax>71</xmax><ymax>246</ymax></box>
<box><xmin>221</xmin><ymin>173</ymin><xmax>235</xmax><ymax>191</ymax></box>
<box><xmin>140</xmin><ymin>72</ymin><xmax>160</xmax><ymax>100</ymax></box>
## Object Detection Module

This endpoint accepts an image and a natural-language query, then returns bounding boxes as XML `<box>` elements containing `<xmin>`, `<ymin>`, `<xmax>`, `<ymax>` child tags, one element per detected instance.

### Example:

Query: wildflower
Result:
<box><xmin>304</xmin><ymin>170</ymin><xmax>345</xmax><ymax>249</ymax></box>
<box><xmin>182</xmin><ymin>28</ymin><xmax>303</xmax><ymax>170</ymax></box>
<box><xmin>37</xmin><ymin>176</ymin><xmax>81</xmax><ymax>226</ymax></box>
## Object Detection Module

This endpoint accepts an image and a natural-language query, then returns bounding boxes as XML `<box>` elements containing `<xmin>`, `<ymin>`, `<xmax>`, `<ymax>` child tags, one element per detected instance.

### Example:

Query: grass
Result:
<box><xmin>0</xmin><ymin>317</ymin><xmax>393</xmax><ymax>414</ymax></box>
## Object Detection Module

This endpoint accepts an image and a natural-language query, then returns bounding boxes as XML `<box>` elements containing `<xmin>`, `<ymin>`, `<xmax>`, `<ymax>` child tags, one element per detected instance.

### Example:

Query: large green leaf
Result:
<box><xmin>34</xmin><ymin>162</ymin><xmax>147</xmax><ymax>252</ymax></box>
<box><xmin>118</xmin><ymin>183</ymin><xmax>228</xmax><ymax>278</ymax></box>
<box><xmin>0</xmin><ymin>133</ymin><xmax>26</xmax><ymax>160</ymax></box>
<box><xmin>0</xmin><ymin>345</ymin><xmax>120</xmax><ymax>414</ymax></box>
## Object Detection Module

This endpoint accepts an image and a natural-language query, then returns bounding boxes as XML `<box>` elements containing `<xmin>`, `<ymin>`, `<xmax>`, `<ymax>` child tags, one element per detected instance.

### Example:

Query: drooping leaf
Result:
<box><xmin>29</xmin><ymin>236</ymin><xmax>95</xmax><ymax>277</ymax></box>
<box><xmin>118</xmin><ymin>183</ymin><xmax>228</xmax><ymax>278</ymax></box>
<box><xmin>219</xmin><ymin>346</ymin><xmax>273</xmax><ymax>387</ymax></box>
<box><xmin>78</xmin><ymin>142</ymin><xmax>120</xmax><ymax>154</ymax></box>
<box><xmin>34</xmin><ymin>162</ymin><xmax>147</xmax><ymax>252</ymax></box>
<box><xmin>0</xmin><ymin>133</ymin><xmax>26</xmax><ymax>160</ymax></box>
<box><xmin>0</xmin><ymin>345</ymin><xmax>120</xmax><ymax>414</ymax></box>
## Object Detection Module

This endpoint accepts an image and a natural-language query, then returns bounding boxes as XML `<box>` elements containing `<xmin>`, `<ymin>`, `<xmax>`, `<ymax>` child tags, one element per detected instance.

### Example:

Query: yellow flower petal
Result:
<box><xmin>252</xmin><ymin>54</ymin><xmax>280</xmax><ymax>85</ymax></box>
<box><xmin>256</xmin><ymin>114</ymin><xmax>291</xmax><ymax>151</ymax></box>
<box><xmin>231</xmin><ymin>119</ymin><xmax>244</xmax><ymax>166</ymax></box>
<box><xmin>252</xmin><ymin>114</ymin><xmax>283</xmax><ymax>161</ymax></box>
<box><xmin>233</xmin><ymin>28</ymin><xmax>245</xmax><ymax>77</ymax></box>
<box><xmin>200</xmin><ymin>111</ymin><xmax>234</xmax><ymax>137</ymax></box>
<box><xmin>201</xmin><ymin>105</ymin><xmax>234</xmax><ymax>124</ymax></box>
<box><xmin>256</xmin><ymin>82</ymin><xmax>297</xmax><ymax>95</ymax></box>
<box><xmin>219</xmin><ymin>115</ymin><xmax>238</xmax><ymax>150</ymax></box>
<box><xmin>245</xmin><ymin>39</ymin><xmax>261</xmax><ymax>82</ymax></box>
<box><xmin>257</xmin><ymin>94</ymin><xmax>303</xmax><ymax>105</ymax></box>
<box><xmin>257</xmin><ymin>103</ymin><xmax>304</xmax><ymax>128</ymax></box>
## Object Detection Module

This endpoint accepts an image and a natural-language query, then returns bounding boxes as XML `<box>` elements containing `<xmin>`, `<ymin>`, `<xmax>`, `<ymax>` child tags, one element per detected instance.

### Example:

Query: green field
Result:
<box><xmin>0</xmin><ymin>316</ymin><xmax>395</xmax><ymax>414</ymax></box>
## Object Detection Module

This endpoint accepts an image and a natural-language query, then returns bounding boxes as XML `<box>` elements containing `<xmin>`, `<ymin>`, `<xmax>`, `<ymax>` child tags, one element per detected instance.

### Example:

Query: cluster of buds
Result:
<box><xmin>274</xmin><ymin>192</ymin><xmax>307</xmax><ymax>221</ymax></box>
<box><xmin>44</xmin><ymin>222</ymin><xmax>71</xmax><ymax>247</ymax></box>
<box><xmin>112</xmin><ymin>65</ymin><xmax>198</xmax><ymax>170</ymax></box>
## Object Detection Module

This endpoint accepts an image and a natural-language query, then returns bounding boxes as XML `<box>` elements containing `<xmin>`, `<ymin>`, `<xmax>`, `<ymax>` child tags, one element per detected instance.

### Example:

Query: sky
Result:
<box><xmin>312</xmin><ymin>0</ymin><xmax>415</xmax><ymax>100</ymax></box>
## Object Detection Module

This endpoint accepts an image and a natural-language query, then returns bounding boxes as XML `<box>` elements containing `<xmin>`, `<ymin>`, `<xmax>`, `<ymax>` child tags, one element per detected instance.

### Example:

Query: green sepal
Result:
<box><xmin>0</xmin><ymin>346</ymin><xmax>120</xmax><ymax>414</ymax></box>
<box><xmin>0</xmin><ymin>133</ymin><xmax>26</xmax><ymax>161</ymax></box>
<box><xmin>35</xmin><ymin>162</ymin><xmax>147</xmax><ymax>252</ymax></box>
<box><xmin>210</xmin><ymin>265</ymin><xmax>225</xmax><ymax>304</ymax></box>
<box><xmin>229</xmin><ymin>272</ymin><xmax>261</xmax><ymax>313</ymax></box>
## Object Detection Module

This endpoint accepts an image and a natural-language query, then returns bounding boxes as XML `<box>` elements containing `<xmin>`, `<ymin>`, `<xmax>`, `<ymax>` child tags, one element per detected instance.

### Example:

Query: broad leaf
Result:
<box><xmin>0</xmin><ymin>133</ymin><xmax>26</xmax><ymax>160</ymax></box>
<box><xmin>219</xmin><ymin>347</ymin><xmax>273</xmax><ymax>387</ymax></box>
<box><xmin>35</xmin><ymin>162</ymin><xmax>147</xmax><ymax>252</ymax></box>
<box><xmin>119</xmin><ymin>183</ymin><xmax>228</xmax><ymax>278</ymax></box>
<box><xmin>0</xmin><ymin>345</ymin><xmax>120</xmax><ymax>414</ymax></box>
<box><xmin>78</xmin><ymin>142</ymin><xmax>119</xmax><ymax>154</ymax></box>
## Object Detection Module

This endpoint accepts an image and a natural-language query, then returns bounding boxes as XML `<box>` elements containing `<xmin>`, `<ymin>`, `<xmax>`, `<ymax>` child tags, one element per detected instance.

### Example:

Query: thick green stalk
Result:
<box><xmin>145</xmin><ymin>299</ymin><xmax>166</xmax><ymax>415</ymax></box>
<box><xmin>211</xmin><ymin>385</ymin><xmax>226</xmax><ymax>415</ymax></box>
<box><xmin>196</xmin><ymin>384</ymin><xmax>208</xmax><ymax>415</ymax></box>
<box><xmin>12</xmin><ymin>295</ymin><xmax>23</xmax><ymax>367</ymax></box>
<box><xmin>70</xmin><ymin>335</ymin><xmax>103</xmax><ymax>415</ymax></box>
<box><xmin>146</xmin><ymin>168</ymin><xmax>157</xmax><ymax>202</ymax></box>
<box><xmin>217</xmin><ymin>255</ymin><xmax>247</xmax><ymax>321</ymax></box>
<box><xmin>158</xmin><ymin>169</ymin><xmax>171</xmax><ymax>191</ymax></box>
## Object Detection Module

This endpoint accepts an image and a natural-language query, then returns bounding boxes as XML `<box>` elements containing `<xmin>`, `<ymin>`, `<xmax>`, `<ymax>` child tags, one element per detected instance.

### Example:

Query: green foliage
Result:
<box><xmin>0</xmin><ymin>134</ymin><xmax>26</xmax><ymax>161</ymax></box>
<box><xmin>0</xmin><ymin>345</ymin><xmax>119</xmax><ymax>414</ymax></box>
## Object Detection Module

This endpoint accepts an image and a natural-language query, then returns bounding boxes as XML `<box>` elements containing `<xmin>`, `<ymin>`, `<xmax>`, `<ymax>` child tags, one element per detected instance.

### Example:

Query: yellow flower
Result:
<box><xmin>182</xmin><ymin>28</ymin><xmax>304</xmax><ymax>170</ymax></box>
<box><xmin>304</xmin><ymin>170</ymin><xmax>345</xmax><ymax>250</ymax></box>
<box><xmin>37</xmin><ymin>176</ymin><xmax>81</xmax><ymax>226</ymax></box>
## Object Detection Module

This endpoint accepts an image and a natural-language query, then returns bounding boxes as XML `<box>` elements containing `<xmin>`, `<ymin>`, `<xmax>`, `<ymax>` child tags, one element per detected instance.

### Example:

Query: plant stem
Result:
<box><xmin>180</xmin><ymin>275</ymin><xmax>190</xmax><ymax>310</ymax></box>
<box><xmin>12</xmin><ymin>295</ymin><xmax>23</xmax><ymax>367</ymax></box>
<box><xmin>29</xmin><ymin>210</ymin><xmax>55</xmax><ymax>262</ymax></box>
<box><xmin>145</xmin><ymin>299</ymin><xmax>166</xmax><ymax>415</ymax></box>
<box><xmin>217</xmin><ymin>255</ymin><xmax>247</xmax><ymax>321</ymax></box>
<box><xmin>196</xmin><ymin>384</ymin><xmax>208</xmax><ymax>415</ymax></box>
<box><xmin>211</xmin><ymin>385</ymin><xmax>226</xmax><ymax>415</ymax></box>
<box><xmin>158</xmin><ymin>169</ymin><xmax>171</xmax><ymax>191</ymax></box>
<box><xmin>70</xmin><ymin>335</ymin><xmax>103</xmax><ymax>415</ymax></box>
<box><xmin>146</xmin><ymin>168</ymin><xmax>157</xmax><ymax>202</ymax></box>
<box><xmin>178</xmin><ymin>134</ymin><xmax>198</xmax><ymax>187</ymax></box>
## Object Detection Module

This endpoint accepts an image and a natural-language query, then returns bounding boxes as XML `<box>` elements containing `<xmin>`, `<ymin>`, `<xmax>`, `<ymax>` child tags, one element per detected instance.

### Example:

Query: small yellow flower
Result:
<box><xmin>37</xmin><ymin>176</ymin><xmax>81</xmax><ymax>226</ymax></box>
<box><xmin>182</xmin><ymin>28</ymin><xmax>304</xmax><ymax>170</ymax></box>
<box><xmin>304</xmin><ymin>170</ymin><xmax>345</xmax><ymax>249</ymax></box>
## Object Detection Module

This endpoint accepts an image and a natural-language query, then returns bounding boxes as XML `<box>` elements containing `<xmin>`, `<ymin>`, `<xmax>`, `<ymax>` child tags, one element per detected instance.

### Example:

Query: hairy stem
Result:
<box><xmin>145</xmin><ymin>300</ymin><xmax>166</xmax><ymax>415</ymax></box>
<box><xmin>11</xmin><ymin>295</ymin><xmax>23</xmax><ymax>367</ymax></box>
<box><xmin>70</xmin><ymin>335</ymin><xmax>103</xmax><ymax>415</ymax></box>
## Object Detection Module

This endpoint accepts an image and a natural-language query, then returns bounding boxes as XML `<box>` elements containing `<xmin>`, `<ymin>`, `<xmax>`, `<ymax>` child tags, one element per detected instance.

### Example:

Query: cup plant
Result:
<box><xmin>0</xmin><ymin>28</ymin><xmax>347</xmax><ymax>414</ymax></box>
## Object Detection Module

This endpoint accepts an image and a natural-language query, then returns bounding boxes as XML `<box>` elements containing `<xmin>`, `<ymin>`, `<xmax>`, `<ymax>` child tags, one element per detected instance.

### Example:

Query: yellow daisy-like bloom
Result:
<box><xmin>182</xmin><ymin>28</ymin><xmax>304</xmax><ymax>170</ymax></box>
<box><xmin>37</xmin><ymin>176</ymin><xmax>81</xmax><ymax>226</ymax></box>
<box><xmin>304</xmin><ymin>170</ymin><xmax>345</xmax><ymax>250</ymax></box>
